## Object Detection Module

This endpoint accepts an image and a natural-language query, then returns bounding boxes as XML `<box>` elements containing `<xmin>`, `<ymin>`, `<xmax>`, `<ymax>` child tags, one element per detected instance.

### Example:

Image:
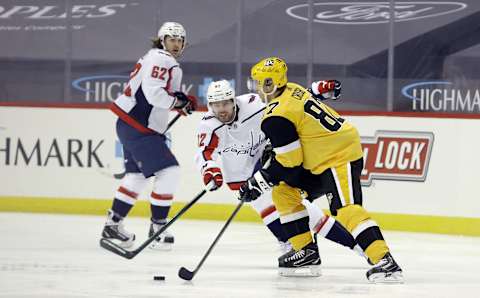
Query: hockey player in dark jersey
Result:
<box><xmin>239</xmin><ymin>57</ymin><xmax>403</xmax><ymax>283</ymax></box>
<box><xmin>195</xmin><ymin>80</ymin><xmax>367</xmax><ymax>269</ymax></box>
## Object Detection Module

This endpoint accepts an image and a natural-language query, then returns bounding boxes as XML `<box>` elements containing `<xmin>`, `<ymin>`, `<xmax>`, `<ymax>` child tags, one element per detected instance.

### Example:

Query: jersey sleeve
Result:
<box><xmin>168</xmin><ymin>66</ymin><xmax>183</xmax><ymax>94</ymax></box>
<box><xmin>260</xmin><ymin>116</ymin><xmax>304</xmax><ymax>185</ymax></box>
<box><xmin>140</xmin><ymin>55</ymin><xmax>181</xmax><ymax>109</ymax></box>
<box><xmin>261</xmin><ymin>116</ymin><xmax>303</xmax><ymax>168</ymax></box>
<box><xmin>194</xmin><ymin>120</ymin><xmax>222</xmax><ymax>174</ymax></box>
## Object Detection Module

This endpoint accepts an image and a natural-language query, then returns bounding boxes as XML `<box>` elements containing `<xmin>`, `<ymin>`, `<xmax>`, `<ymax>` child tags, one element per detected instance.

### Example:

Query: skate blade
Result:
<box><xmin>368</xmin><ymin>271</ymin><xmax>404</xmax><ymax>284</ymax></box>
<box><xmin>148</xmin><ymin>241</ymin><xmax>173</xmax><ymax>251</ymax></box>
<box><xmin>106</xmin><ymin>238</ymin><xmax>134</xmax><ymax>248</ymax></box>
<box><xmin>278</xmin><ymin>265</ymin><xmax>321</xmax><ymax>277</ymax></box>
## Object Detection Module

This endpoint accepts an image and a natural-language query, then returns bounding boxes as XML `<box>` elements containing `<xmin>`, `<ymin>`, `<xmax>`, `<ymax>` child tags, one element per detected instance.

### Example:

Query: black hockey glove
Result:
<box><xmin>308</xmin><ymin>80</ymin><xmax>341</xmax><ymax>101</ymax></box>
<box><xmin>174</xmin><ymin>91</ymin><xmax>198</xmax><ymax>116</ymax></box>
<box><xmin>238</xmin><ymin>170</ymin><xmax>273</xmax><ymax>202</ymax></box>
<box><xmin>261</xmin><ymin>143</ymin><xmax>275</xmax><ymax>167</ymax></box>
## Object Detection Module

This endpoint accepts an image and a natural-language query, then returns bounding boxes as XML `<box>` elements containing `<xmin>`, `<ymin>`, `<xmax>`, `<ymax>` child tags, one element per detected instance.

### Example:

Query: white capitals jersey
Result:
<box><xmin>195</xmin><ymin>94</ymin><xmax>267</xmax><ymax>190</ymax></box>
<box><xmin>111</xmin><ymin>48</ymin><xmax>182</xmax><ymax>134</ymax></box>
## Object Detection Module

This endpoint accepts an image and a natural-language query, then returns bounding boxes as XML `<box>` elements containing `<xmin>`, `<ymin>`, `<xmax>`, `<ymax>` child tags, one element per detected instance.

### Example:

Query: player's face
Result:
<box><xmin>256</xmin><ymin>78</ymin><xmax>276</xmax><ymax>103</ymax></box>
<box><xmin>164</xmin><ymin>36</ymin><xmax>184</xmax><ymax>58</ymax></box>
<box><xmin>210</xmin><ymin>99</ymin><xmax>235</xmax><ymax>123</ymax></box>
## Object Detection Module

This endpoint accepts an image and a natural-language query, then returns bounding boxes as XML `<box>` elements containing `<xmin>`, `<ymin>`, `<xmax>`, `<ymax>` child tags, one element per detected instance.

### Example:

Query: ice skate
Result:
<box><xmin>148</xmin><ymin>221</ymin><xmax>174</xmax><ymax>251</ymax></box>
<box><xmin>366</xmin><ymin>252</ymin><xmax>404</xmax><ymax>283</ymax></box>
<box><xmin>101</xmin><ymin>210</ymin><xmax>135</xmax><ymax>248</ymax></box>
<box><xmin>278</xmin><ymin>242</ymin><xmax>321</xmax><ymax>277</ymax></box>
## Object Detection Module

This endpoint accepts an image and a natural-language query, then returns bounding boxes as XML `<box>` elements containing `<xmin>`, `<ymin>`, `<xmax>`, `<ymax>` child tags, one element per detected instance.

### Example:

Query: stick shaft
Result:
<box><xmin>100</xmin><ymin>188</ymin><xmax>208</xmax><ymax>259</ymax></box>
<box><xmin>191</xmin><ymin>200</ymin><xmax>245</xmax><ymax>276</ymax></box>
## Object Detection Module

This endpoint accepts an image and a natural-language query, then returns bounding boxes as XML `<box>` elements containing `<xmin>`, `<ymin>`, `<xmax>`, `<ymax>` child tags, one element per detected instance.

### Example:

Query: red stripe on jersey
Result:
<box><xmin>118</xmin><ymin>186</ymin><xmax>138</xmax><ymax>199</ymax></box>
<box><xmin>151</xmin><ymin>192</ymin><xmax>173</xmax><ymax>201</ymax></box>
<box><xmin>110</xmin><ymin>102</ymin><xmax>155</xmax><ymax>134</ymax></box>
<box><xmin>313</xmin><ymin>216</ymin><xmax>329</xmax><ymax>233</ymax></box>
<box><xmin>202</xmin><ymin>132</ymin><xmax>219</xmax><ymax>161</ymax></box>
<box><xmin>260</xmin><ymin>205</ymin><xmax>276</xmax><ymax>219</ymax></box>
<box><xmin>124</xmin><ymin>86</ymin><xmax>132</xmax><ymax>97</ymax></box>
<box><xmin>227</xmin><ymin>181</ymin><xmax>245</xmax><ymax>191</ymax></box>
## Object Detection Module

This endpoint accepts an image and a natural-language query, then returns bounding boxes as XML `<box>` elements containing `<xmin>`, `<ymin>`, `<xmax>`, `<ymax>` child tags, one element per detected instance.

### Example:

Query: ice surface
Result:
<box><xmin>1</xmin><ymin>213</ymin><xmax>479</xmax><ymax>298</ymax></box>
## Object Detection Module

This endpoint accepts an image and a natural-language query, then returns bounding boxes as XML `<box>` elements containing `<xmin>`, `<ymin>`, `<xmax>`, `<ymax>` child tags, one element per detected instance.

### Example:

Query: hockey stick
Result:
<box><xmin>100</xmin><ymin>184</ymin><xmax>211</xmax><ymax>259</ymax></box>
<box><xmin>112</xmin><ymin>113</ymin><xmax>182</xmax><ymax>179</ymax></box>
<box><xmin>165</xmin><ymin>113</ymin><xmax>182</xmax><ymax>133</ymax></box>
<box><xmin>178</xmin><ymin>199</ymin><xmax>245</xmax><ymax>281</ymax></box>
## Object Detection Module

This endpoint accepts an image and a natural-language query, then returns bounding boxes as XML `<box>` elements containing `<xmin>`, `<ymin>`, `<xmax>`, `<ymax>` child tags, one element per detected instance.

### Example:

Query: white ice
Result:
<box><xmin>1</xmin><ymin>212</ymin><xmax>480</xmax><ymax>298</ymax></box>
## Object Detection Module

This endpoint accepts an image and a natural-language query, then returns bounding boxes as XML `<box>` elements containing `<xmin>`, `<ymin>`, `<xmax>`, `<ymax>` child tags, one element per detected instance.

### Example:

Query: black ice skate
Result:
<box><xmin>101</xmin><ymin>210</ymin><xmax>135</xmax><ymax>248</ymax></box>
<box><xmin>148</xmin><ymin>221</ymin><xmax>174</xmax><ymax>251</ymax></box>
<box><xmin>366</xmin><ymin>252</ymin><xmax>404</xmax><ymax>283</ymax></box>
<box><xmin>278</xmin><ymin>241</ymin><xmax>321</xmax><ymax>277</ymax></box>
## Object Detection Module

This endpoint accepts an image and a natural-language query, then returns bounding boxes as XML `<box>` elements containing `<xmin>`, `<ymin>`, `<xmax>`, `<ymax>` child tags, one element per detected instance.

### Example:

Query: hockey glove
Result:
<box><xmin>203</xmin><ymin>167</ymin><xmax>223</xmax><ymax>191</ymax></box>
<box><xmin>238</xmin><ymin>170</ymin><xmax>272</xmax><ymax>202</ymax></box>
<box><xmin>308</xmin><ymin>80</ymin><xmax>341</xmax><ymax>101</ymax></box>
<box><xmin>174</xmin><ymin>91</ymin><xmax>198</xmax><ymax>116</ymax></box>
<box><xmin>261</xmin><ymin>143</ymin><xmax>275</xmax><ymax>167</ymax></box>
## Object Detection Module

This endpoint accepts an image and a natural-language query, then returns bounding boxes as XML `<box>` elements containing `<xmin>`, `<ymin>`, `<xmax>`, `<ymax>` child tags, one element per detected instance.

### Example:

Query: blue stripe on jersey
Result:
<box><xmin>129</xmin><ymin>85</ymin><xmax>153</xmax><ymax>127</ymax></box>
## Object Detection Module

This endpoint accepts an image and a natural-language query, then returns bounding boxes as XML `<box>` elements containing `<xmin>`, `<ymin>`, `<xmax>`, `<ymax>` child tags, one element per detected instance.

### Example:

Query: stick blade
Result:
<box><xmin>178</xmin><ymin>267</ymin><xmax>194</xmax><ymax>281</ymax></box>
<box><xmin>99</xmin><ymin>238</ymin><xmax>135</xmax><ymax>259</ymax></box>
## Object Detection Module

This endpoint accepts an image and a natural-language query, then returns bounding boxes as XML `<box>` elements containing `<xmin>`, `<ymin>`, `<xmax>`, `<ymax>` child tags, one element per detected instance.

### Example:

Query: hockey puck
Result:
<box><xmin>153</xmin><ymin>275</ymin><xmax>165</xmax><ymax>281</ymax></box>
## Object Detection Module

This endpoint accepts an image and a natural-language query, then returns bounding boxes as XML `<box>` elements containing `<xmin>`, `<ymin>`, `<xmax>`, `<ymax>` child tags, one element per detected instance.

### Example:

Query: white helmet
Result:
<box><xmin>207</xmin><ymin>80</ymin><xmax>237</xmax><ymax>124</ymax></box>
<box><xmin>157</xmin><ymin>21</ymin><xmax>186</xmax><ymax>51</ymax></box>
<box><xmin>207</xmin><ymin>80</ymin><xmax>235</xmax><ymax>103</ymax></box>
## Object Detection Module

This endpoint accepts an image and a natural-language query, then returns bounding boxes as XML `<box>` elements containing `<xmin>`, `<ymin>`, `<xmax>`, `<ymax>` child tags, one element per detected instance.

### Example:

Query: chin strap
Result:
<box><xmin>260</xmin><ymin>85</ymin><xmax>277</xmax><ymax>102</ymax></box>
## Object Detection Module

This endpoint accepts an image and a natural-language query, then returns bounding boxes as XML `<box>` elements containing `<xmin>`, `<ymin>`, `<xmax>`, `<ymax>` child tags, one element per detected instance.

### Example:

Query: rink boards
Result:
<box><xmin>0</xmin><ymin>106</ymin><xmax>479</xmax><ymax>236</ymax></box>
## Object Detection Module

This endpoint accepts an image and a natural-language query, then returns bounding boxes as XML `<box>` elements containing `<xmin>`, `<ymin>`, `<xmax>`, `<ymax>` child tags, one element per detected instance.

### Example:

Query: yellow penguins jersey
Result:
<box><xmin>261</xmin><ymin>82</ymin><xmax>363</xmax><ymax>175</ymax></box>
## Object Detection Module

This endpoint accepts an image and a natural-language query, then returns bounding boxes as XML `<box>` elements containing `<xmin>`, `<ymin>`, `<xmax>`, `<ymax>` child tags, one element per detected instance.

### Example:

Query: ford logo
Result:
<box><xmin>286</xmin><ymin>2</ymin><xmax>467</xmax><ymax>24</ymax></box>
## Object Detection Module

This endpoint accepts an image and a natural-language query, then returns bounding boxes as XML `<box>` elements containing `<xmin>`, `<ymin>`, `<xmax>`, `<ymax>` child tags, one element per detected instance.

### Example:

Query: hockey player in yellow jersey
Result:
<box><xmin>239</xmin><ymin>57</ymin><xmax>403</xmax><ymax>283</ymax></box>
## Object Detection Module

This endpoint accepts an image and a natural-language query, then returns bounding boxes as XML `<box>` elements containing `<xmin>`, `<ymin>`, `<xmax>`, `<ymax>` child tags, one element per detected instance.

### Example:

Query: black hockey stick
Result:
<box><xmin>100</xmin><ymin>185</ymin><xmax>210</xmax><ymax>259</ymax></box>
<box><xmin>178</xmin><ymin>199</ymin><xmax>245</xmax><ymax>281</ymax></box>
<box><xmin>112</xmin><ymin>113</ymin><xmax>182</xmax><ymax>179</ymax></box>
<box><xmin>165</xmin><ymin>112</ymin><xmax>182</xmax><ymax>132</ymax></box>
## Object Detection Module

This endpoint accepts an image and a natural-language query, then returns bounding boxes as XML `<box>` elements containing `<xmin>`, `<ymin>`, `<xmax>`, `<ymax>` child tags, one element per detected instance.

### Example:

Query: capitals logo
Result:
<box><xmin>360</xmin><ymin>131</ymin><xmax>434</xmax><ymax>186</ymax></box>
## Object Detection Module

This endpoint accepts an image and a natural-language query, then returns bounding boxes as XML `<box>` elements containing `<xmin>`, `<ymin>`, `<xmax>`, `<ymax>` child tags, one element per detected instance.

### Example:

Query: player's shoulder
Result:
<box><xmin>145</xmin><ymin>49</ymin><xmax>179</xmax><ymax>67</ymax></box>
<box><xmin>237</xmin><ymin>93</ymin><xmax>264</xmax><ymax>109</ymax></box>
<box><xmin>283</xmin><ymin>82</ymin><xmax>310</xmax><ymax>102</ymax></box>
<box><xmin>279</xmin><ymin>83</ymin><xmax>310</xmax><ymax>109</ymax></box>
<box><xmin>236</xmin><ymin>93</ymin><xmax>261</xmax><ymax>104</ymax></box>
<box><xmin>199</xmin><ymin>111</ymin><xmax>223</xmax><ymax>130</ymax></box>
<box><xmin>262</xmin><ymin>83</ymin><xmax>307</xmax><ymax>122</ymax></box>
<box><xmin>266</xmin><ymin>83</ymin><xmax>303</xmax><ymax>110</ymax></box>
<box><xmin>236</xmin><ymin>93</ymin><xmax>265</xmax><ymax>119</ymax></box>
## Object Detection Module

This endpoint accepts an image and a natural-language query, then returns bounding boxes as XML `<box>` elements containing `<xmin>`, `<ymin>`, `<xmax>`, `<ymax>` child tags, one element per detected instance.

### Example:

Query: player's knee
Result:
<box><xmin>153</xmin><ymin>166</ymin><xmax>181</xmax><ymax>193</ymax></box>
<box><xmin>272</xmin><ymin>184</ymin><xmax>303</xmax><ymax>211</ymax></box>
<box><xmin>121</xmin><ymin>173</ymin><xmax>148</xmax><ymax>193</ymax></box>
<box><xmin>336</xmin><ymin>204</ymin><xmax>371</xmax><ymax>233</ymax></box>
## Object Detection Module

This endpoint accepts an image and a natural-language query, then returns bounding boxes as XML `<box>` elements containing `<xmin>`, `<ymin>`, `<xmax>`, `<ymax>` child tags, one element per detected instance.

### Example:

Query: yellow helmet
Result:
<box><xmin>248</xmin><ymin>57</ymin><xmax>288</xmax><ymax>96</ymax></box>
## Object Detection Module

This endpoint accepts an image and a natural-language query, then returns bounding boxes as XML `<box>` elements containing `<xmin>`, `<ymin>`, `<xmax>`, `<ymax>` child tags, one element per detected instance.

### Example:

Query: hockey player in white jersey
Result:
<box><xmin>195</xmin><ymin>80</ymin><xmax>365</xmax><ymax>262</ymax></box>
<box><xmin>101</xmin><ymin>22</ymin><xmax>197</xmax><ymax>250</ymax></box>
